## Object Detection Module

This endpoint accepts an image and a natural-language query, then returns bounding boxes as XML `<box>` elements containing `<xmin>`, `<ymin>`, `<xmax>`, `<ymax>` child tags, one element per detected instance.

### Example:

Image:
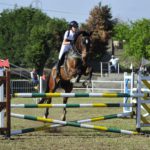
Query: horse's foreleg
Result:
<box><xmin>38</xmin><ymin>98</ymin><xmax>46</xmax><ymax>104</ymax></box>
<box><xmin>82</xmin><ymin>67</ymin><xmax>93</xmax><ymax>87</ymax></box>
<box><xmin>86</xmin><ymin>67</ymin><xmax>93</xmax><ymax>83</ymax></box>
<box><xmin>75</xmin><ymin>74</ymin><xmax>81</xmax><ymax>83</ymax></box>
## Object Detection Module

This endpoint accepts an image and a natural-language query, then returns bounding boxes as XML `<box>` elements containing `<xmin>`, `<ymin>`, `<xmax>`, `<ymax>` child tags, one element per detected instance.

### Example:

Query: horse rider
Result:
<box><xmin>56</xmin><ymin>20</ymin><xmax>79</xmax><ymax>76</ymax></box>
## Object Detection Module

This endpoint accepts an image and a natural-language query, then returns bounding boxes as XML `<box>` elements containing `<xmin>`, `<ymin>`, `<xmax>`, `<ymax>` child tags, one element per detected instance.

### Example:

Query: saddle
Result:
<box><xmin>55</xmin><ymin>49</ymin><xmax>82</xmax><ymax>81</ymax></box>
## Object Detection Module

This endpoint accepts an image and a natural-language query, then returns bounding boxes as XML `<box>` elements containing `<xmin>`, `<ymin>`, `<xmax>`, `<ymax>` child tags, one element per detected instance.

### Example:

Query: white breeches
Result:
<box><xmin>58</xmin><ymin>44</ymin><xmax>72</xmax><ymax>60</ymax></box>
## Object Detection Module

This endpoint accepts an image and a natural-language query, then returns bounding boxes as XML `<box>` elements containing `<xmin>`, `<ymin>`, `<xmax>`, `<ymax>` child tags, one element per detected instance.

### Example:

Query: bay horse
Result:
<box><xmin>39</xmin><ymin>31</ymin><xmax>93</xmax><ymax>121</ymax></box>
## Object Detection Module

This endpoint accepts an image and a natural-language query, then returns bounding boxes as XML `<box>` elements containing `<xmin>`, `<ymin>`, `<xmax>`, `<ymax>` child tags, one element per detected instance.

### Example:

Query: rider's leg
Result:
<box><xmin>56</xmin><ymin>59</ymin><xmax>61</xmax><ymax>76</ymax></box>
<box><xmin>56</xmin><ymin>46</ymin><xmax>68</xmax><ymax>76</ymax></box>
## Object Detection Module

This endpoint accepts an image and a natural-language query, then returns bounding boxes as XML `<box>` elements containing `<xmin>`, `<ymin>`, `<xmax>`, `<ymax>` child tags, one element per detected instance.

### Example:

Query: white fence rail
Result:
<box><xmin>10</xmin><ymin>80</ymin><xmax>38</xmax><ymax>93</ymax></box>
<box><xmin>10</xmin><ymin>79</ymin><xmax>124</xmax><ymax>93</ymax></box>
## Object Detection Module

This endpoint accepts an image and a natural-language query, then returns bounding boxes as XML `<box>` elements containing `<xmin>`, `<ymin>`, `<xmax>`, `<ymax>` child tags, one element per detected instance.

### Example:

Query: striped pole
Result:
<box><xmin>13</xmin><ymin>92</ymin><xmax>149</xmax><ymax>98</ymax></box>
<box><xmin>11</xmin><ymin>112</ymin><xmax>132</xmax><ymax>135</ymax></box>
<box><xmin>11</xmin><ymin>103</ymin><xmax>136</xmax><ymax>108</ymax></box>
<box><xmin>11</xmin><ymin>113</ymin><xmax>139</xmax><ymax>135</ymax></box>
<box><xmin>11</xmin><ymin>124</ymin><xmax>60</xmax><ymax>136</ymax></box>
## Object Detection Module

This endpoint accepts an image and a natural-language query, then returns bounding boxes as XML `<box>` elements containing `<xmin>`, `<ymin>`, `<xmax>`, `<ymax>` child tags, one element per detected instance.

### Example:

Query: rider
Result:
<box><xmin>56</xmin><ymin>20</ymin><xmax>79</xmax><ymax>76</ymax></box>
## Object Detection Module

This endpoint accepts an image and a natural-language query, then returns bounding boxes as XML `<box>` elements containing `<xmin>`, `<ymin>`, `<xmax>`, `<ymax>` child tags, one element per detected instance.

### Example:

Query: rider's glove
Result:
<box><xmin>70</xmin><ymin>40</ymin><xmax>74</xmax><ymax>45</ymax></box>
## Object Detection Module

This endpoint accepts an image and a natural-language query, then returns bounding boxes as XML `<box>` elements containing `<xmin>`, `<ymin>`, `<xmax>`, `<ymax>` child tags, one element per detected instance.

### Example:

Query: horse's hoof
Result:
<box><xmin>61</xmin><ymin>115</ymin><xmax>66</xmax><ymax>121</ymax></box>
<box><xmin>38</xmin><ymin>100</ymin><xmax>43</xmax><ymax>104</ymax></box>
<box><xmin>82</xmin><ymin>82</ymin><xmax>87</xmax><ymax>87</ymax></box>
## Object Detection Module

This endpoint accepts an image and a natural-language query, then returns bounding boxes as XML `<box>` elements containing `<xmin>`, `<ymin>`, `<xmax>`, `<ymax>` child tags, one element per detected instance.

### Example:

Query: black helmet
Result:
<box><xmin>69</xmin><ymin>21</ymin><xmax>79</xmax><ymax>28</ymax></box>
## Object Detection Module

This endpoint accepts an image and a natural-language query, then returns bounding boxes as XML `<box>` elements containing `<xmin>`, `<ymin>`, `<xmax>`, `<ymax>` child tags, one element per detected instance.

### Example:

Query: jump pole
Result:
<box><xmin>11</xmin><ymin>103</ymin><xmax>136</xmax><ymax>108</ymax></box>
<box><xmin>13</xmin><ymin>92</ymin><xmax>148</xmax><ymax>98</ymax></box>
<box><xmin>11</xmin><ymin>112</ymin><xmax>133</xmax><ymax>135</ymax></box>
<box><xmin>11</xmin><ymin>113</ymin><xmax>138</xmax><ymax>135</ymax></box>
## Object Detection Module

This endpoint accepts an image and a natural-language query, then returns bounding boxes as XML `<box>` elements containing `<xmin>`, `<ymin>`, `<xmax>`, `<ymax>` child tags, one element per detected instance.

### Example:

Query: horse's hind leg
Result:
<box><xmin>44</xmin><ymin>98</ymin><xmax>51</xmax><ymax>118</ymax></box>
<box><xmin>44</xmin><ymin>85</ymin><xmax>58</xmax><ymax>118</ymax></box>
<box><xmin>61</xmin><ymin>83</ymin><xmax>73</xmax><ymax>121</ymax></box>
<box><xmin>44</xmin><ymin>80</ymin><xmax>58</xmax><ymax>118</ymax></box>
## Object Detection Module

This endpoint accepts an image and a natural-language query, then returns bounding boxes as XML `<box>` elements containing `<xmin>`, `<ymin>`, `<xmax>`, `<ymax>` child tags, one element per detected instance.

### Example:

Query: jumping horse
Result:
<box><xmin>39</xmin><ymin>31</ymin><xmax>93</xmax><ymax>121</ymax></box>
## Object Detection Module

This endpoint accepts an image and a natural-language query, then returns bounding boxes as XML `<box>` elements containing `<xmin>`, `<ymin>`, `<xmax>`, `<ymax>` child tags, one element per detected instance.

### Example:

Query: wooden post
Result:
<box><xmin>0</xmin><ymin>70</ymin><xmax>11</xmax><ymax>138</ymax></box>
<box><xmin>6</xmin><ymin>71</ymin><xmax>11</xmax><ymax>138</ymax></box>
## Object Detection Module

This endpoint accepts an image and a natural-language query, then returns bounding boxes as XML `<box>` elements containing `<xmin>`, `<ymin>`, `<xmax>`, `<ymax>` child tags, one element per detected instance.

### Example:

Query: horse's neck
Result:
<box><xmin>74</xmin><ymin>37</ymin><xmax>82</xmax><ymax>51</ymax></box>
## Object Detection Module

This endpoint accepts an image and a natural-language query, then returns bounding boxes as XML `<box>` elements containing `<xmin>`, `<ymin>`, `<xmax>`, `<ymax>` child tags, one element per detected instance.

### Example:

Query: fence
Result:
<box><xmin>100</xmin><ymin>62</ymin><xmax>120</xmax><ymax>77</ymax></box>
<box><xmin>10</xmin><ymin>80</ymin><xmax>38</xmax><ymax>93</ymax></box>
<box><xmin>10</xmin><ymin>79</ymin><xmax>124</xmax><ymax>94</ymax></box>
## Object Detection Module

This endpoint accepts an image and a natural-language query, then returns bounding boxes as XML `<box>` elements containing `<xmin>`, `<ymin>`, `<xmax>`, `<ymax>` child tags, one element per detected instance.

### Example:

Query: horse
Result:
<box><xmin>39</xmin><ymin>30</ymin><xmax>92</xmax><ymax>121</ymax></box>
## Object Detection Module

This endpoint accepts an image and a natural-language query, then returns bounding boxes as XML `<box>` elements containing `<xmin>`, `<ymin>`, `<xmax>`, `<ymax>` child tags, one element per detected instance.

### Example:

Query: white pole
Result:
<box><xmin>107</xmin><ymin>62</ymin><xmax>109</xmax><ymax>76</ymax></box>
<box><xmin>108</xmin><ymin>62</ymin><xmax>111</xmax><ymax>74</ymax></box>
<box><xmin>39</xmin><ymin>76</ymin><xmax>43</xmax><ymax>93</ymax></box>
<box><xmin>136</xmin><ymin>71</ymin><xmax>142</xmax><ymax>131</ymax></box>
<box><xmin>100</xmin><ymin>62</ymin><xmax>103</xmax><ymax>77</ymax></box>
<box><xmin>0</xmin><ymin>69</ymin><xmax>4</xmax><ymax>128</ymax></box>
<box><xmin>118</xmin><ymin>63</ymin><xmax>120</xmax><ymax>74</ymax></box>
<box><xmin>91</xmin><ymin>80</ymin><xmax>94</xmax><ymax>93</ymax></box>
<box><xmin>37</xmin><ymin>76</ymin><xmax>43</xmax><ymax>104</ymax></box>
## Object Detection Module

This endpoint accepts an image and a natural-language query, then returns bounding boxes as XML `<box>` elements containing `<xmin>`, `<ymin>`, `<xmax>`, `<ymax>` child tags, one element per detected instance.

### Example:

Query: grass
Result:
<box><xmin>0</xmin><ymin>97</ymin><xmax>150</xmax><ymax>150</ymax></box>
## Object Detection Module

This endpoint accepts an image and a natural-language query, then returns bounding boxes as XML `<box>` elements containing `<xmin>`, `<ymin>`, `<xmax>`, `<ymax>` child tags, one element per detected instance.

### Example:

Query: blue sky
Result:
<box><xmin>0</xmin><ymin>0</ymin><xmax>150</xmax><ymax>23</ymax></box>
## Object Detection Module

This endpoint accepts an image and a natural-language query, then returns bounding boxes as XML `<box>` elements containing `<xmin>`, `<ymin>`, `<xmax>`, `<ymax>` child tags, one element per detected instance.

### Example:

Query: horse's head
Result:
<box><xmin>74</xmin><ymin>31</ymin><xmax>92</xmax><ymax>65</ymax></box>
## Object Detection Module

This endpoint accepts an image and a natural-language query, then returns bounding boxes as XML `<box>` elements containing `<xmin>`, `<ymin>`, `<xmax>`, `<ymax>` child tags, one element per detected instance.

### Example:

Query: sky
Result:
<box><xmin>0</xmin><ymin>0</ymin><xmax>150</xmax><ymax>23</ymax></box>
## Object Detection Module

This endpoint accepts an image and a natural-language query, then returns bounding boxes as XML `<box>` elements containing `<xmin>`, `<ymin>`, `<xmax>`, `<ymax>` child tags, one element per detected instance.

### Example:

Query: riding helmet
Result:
<box><xmin>69</xmin><ymin>21</ymin><xmax>79</xmax><ymax>28</ymax></box>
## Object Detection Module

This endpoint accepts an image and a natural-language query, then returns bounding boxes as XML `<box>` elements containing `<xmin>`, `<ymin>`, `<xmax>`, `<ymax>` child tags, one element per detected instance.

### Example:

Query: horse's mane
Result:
<box><xmin>74</xmin><ymin>31</ymin><xmax>90</xmax><ymax>43</ymax></box>
<box><xmin>66</xmin><ymin>48</ymin><xmax>81</xmax><ymax>59</ymax></box>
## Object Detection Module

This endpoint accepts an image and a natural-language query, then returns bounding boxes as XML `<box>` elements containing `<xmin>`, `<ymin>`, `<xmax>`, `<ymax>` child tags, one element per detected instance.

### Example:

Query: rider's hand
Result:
<box><xmin>70</xmin><ymin>40</ymin><xmax>74</xmax><ymax>45</ymax></box>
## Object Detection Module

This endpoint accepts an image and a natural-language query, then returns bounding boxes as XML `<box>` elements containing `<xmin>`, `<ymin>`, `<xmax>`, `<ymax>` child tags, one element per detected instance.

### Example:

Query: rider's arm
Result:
<box><xmin>62</xmin><ymin>38</ymin><xmax>71</xmax><ymax>45</ymax></box>
<box><xmin>62</xmin><ymin>30</ymin><xmax>72</xmax><ymax>45</ymax></box>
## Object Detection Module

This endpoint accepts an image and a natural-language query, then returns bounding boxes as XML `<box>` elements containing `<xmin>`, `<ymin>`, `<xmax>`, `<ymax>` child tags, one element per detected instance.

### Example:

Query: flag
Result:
<box><xmin>0</xmin><ymin>59</ymin><xmax>10</xmax><ymax>68</ymax></box>
<box><xmin>130</xmin><ymin>63</ymin><xmax>133</xmax><ymax>70</ymax></box>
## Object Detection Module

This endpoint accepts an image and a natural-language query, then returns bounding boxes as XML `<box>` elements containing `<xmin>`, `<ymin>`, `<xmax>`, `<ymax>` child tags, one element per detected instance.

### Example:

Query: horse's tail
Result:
<box><xmin>45</xmin><ymin>70</ymin><xmax>51</xmax><ymax>93</ymax></box>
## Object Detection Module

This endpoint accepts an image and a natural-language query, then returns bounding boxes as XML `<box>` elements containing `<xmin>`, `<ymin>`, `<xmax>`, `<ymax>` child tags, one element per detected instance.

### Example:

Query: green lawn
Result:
<box><xmin>0</xmin><ymin>97</ymin><xmax>150</xmax><ymax>150</ymax></box>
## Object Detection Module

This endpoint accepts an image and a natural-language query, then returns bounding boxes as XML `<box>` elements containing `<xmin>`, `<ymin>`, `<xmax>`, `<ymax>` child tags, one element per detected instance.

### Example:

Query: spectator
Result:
<box><xmin>109</xmin><ymin>55</ymin><xmax>119</xmax><ymax>72</ymax></box>
<box><xmin>30</xmin><ymin>68</ymin><xmax>39</xmax><ymax>84</ymax></box>
<box><xmin>41</xmin><ymin>70</ymin><xmax>46</xmax><ymax>80</ymax></box>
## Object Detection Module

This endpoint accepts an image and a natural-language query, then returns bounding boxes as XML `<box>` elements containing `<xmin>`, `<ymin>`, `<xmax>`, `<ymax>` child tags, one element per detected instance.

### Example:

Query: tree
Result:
<box><xmin>0</xmin><ymin>7</ymin><xmax>50</xmax><ymax>66</ymax></box>
<box><xmin>112</xmin><ymin>21</ymin><xmax>130</xmax><ymax>41</ymax></box>
<box><xmin>0</xmin><ymin>7</ymin><xmax>68</xmax><ymax>72</ymax></box>
<box><xmin>85</xmin><ymin>2</ymin><xmax>114</xmax><ymax>58</ymax></box>
<box><xmin>125</xmin><ymin>19</ymin><xmax>150</xmax><ymax>62</ymax></box>
<box><xmin>24</xmin><ymin>18</ymin><xmax>68</xmax><ymax>75</ymax></box>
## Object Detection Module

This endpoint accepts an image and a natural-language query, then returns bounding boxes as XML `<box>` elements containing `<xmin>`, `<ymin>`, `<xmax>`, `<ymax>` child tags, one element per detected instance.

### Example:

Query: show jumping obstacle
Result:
<box><xmin>0</xmin><ymin>69</ymin><xmax>150</xmax><ymax>137</ymax></box>
<box><xmin>11</xmin><ymin>112</ymin><xmax>133</xmax><ymax>135</ymax></box>
<box><xmin>11</xmin><ymin>113</ymin><xmax>138</xmax><ymax>135</ymax></box>
<box><xmin>123</xmin><ymin>71</ymin><xmax>150</xmax><ymax>131</ymax></box>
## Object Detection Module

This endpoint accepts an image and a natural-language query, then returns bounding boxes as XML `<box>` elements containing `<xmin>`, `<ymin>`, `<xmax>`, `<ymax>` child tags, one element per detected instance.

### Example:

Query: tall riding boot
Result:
<box><xmin>56</xmin><ymin>60</ymin><xmax>61</xmax><ymax>77</ymax></box>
